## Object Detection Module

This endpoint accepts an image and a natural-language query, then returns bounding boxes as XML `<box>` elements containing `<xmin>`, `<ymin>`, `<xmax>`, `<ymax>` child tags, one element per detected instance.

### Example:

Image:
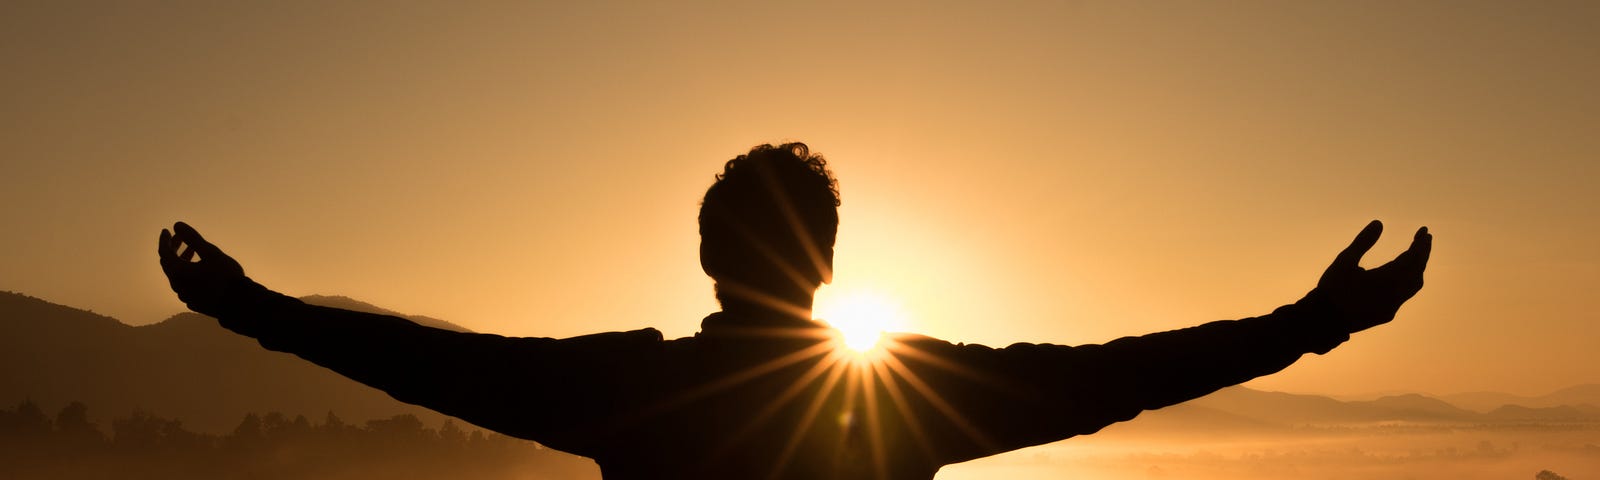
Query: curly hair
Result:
<box><xmin>712</xmin><ymin>143</ymin><xmax>840</xmax><ymax>206</ymax></box>
<box><xmin>699</xmin><ymin>143</ymin><xmax>841</xmax><ymax>306</ymax></box>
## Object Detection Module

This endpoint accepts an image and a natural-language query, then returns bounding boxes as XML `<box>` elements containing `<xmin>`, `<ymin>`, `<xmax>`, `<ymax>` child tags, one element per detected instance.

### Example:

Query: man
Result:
<box><xmin>159</xmin><ymin>142</ymin><xmax>1431</xmax><ymax>479</ymax></box>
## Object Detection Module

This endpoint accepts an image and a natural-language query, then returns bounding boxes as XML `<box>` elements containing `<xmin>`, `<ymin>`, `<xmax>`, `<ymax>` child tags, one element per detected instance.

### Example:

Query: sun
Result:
<box><xmin>814</xmin><ymin>289</ymin><xmax>908</xmax><ymax>354</ymax></box>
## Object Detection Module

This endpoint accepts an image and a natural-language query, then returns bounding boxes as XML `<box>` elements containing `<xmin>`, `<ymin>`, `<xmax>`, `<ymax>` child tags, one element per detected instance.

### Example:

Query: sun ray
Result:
<box><xmin>838</xmin><ymin>360</ymin><xmax>863</xmax><ymax>453</ymax></box>
<box><xmin>859</xmin><ymin>361</ymin><xmax>889</xmax><ymax>480</ymax></box>
<box><xmin>623</xmin><ymin>339</ymin><xmax>835</xmax><ymax>427</ymax></box>
<box><xmin>767</xmin><ymin>356</ymin><xmax>852</xmax><ymax>480</ymax></box>
<box><xmin>731</xmin><ymin>222</ymin><xmax>826</xmax><ymax>293</ymax></box>
<box><xmin>754</xmin><ymin>150</ymin><xmax>835</xmax><ymax>286</ymax></box>
<box><xmin>884</xmin><ymin>339</ymin><xmax>1021</xmax><ymax>396</ymax></box>
<box><xmin>709</xmin><ymin>350</ymin><xmax>848</xmax><ymax>459</ymax></box>
<box><xmin>870</xmin><ymin>357</ymin><xmax>937</xmax><ymax>462</ymax></box>
<box><xmin>716</xmin><ymin>280</ymin><xmax>820</xmax><ymax>322</ymax></box>
<box><xmin>878</xmin><ymin>349</ymin><xmax>999</xmax><ymax>453</ymax></box>
<box><xmin>833</xmin><ymin>358</ymin><xmax>863</xmax><ymax>466</ymax></box>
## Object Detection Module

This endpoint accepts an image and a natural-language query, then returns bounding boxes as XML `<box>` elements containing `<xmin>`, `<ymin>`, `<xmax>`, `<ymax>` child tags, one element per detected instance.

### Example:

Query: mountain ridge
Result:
<box><xmin>0</xmin><ymin>291</ymin><xmax>459</xmax><ymax>433</ymax></box>
<box><xmin>1442</xmin><ymin>383</ymin><xmax>1600</xmax><ymax>413</ymax></box>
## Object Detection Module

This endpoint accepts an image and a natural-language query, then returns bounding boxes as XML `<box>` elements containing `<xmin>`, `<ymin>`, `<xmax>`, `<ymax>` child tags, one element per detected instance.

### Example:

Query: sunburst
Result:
<box><xmin>816</xmin><ymin>289</ymin><xmax>908</xmax><ymax>354</ymax></box>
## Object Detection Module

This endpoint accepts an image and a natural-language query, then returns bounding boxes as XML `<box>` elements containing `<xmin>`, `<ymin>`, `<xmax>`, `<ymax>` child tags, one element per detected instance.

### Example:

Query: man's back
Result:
<box><xmin>586</xmin><ymin>317</ymin><xmax>911</xmax><ymax>479</ymax></box>
<box><xmin>556</xmin><ymin>305</ymin><xmax>1349</xmax><ymax>479</ymax></box>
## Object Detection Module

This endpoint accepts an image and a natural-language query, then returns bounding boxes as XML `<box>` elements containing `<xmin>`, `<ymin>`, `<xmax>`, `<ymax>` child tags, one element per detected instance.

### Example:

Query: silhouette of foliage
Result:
<box><xmin>1536</xmin><ymin>470</ymin><xmax>1568</xmax><ymax>480</ymax></box>
<box><xmin>0</xmin><ymin>399</ymin><xmax>597</xmax><ymax>480</ymax></box>
<box><xmin>53</xmin><ymin>401</ymin><xmax>103</xmax><ymax>448</ymax></box>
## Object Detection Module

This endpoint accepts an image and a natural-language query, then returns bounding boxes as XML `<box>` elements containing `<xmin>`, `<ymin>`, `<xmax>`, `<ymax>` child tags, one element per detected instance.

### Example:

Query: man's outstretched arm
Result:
<box><xmin>900</xmin><ymin>220</ymin><xmax>1431</xmax><ymax>464</ymax></box>
<box><xmin>156</xmin><ymin>222</ymin><xmax>659</xmax><ymax>451</ymax></box>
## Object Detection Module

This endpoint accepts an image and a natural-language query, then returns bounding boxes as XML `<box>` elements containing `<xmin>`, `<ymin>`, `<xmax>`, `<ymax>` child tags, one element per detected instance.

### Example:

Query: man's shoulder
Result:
<box><xmin>542</xmin><ymin>328</ymin><xmax>667</xmax><ymax>357</ymax></box>
<box><xmin>563</xmin><ymin>327</ymin><xmax>664</xmax><ymax>341</ymax></box>
<box><xmin>885</xmin><ymin>331</ymin><xmax>951</xmax><ymax>346</ymax></box>
<box><xmin>882</xmin><ymin>333</ymin><xmax>1084</xmax><ymax>374</ymax></box>
<box><xmin>885</xmin><ymin>331</ymin><xmax>998</xmax><ymax>352</ymax></box>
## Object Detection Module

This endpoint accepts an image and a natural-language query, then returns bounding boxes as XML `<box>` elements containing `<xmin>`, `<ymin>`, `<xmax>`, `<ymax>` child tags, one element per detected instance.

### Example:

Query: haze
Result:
<box><xmin>2</xmin><ymin>0</ymin><xmax>1595</xmax><ymax>400</ymax></box>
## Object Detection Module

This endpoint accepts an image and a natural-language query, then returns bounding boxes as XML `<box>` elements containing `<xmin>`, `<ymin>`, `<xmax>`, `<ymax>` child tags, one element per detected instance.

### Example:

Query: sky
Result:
<box><xmin>2</xmin><ymin>1</ymin><xmax>1596</xmax><ymax>398</ymax></box>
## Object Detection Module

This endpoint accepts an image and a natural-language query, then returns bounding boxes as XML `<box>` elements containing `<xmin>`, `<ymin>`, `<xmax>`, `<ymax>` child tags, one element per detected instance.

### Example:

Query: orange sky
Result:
<box><xmin>2</xmin><ymin>1</ymin><xmax>1596</xmax><ymax>397</ymax></box>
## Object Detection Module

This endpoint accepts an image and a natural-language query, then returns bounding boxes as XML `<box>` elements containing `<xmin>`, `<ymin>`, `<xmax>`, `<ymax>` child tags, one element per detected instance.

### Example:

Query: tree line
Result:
<box><xmin>0</xmin><ymin>399</ymin><xmax>597</xmax><ymax>480</ymax></box>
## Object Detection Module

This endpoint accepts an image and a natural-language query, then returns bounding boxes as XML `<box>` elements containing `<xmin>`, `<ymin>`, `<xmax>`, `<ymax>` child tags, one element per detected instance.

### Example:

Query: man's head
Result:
<box><xmin>699</xmin><ymin>143</ymin><xmax>840</xmax><ymax>314</ymax></box>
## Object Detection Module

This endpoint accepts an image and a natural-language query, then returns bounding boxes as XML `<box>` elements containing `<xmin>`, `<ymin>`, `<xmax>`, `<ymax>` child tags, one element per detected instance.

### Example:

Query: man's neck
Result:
<box><xmin>713</xmin><ymin>282</ymin><xmax>815</xmax><ymax>321</ymax></box>
<box><xmin>717</xmin><ymin>302</ymin><xmax>813</xmax><ymax>323</ymax></box>
<box><xmin>700</xmin><ymin>306</ymin><xmax>826</xmax><ymax>339</ymax></box>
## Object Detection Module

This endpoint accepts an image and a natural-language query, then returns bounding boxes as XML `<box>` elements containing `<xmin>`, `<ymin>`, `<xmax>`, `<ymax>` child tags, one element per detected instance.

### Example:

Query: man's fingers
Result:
<box><xmin>173</xmin><ymin>222</ymin><xmax>204</xmax><ymax>245</ymax></box>
<box><xmin>1332</xmin><ymin>220</ymin><xmax>1384</xmax><ymax>270</ymax></box>
<box><xmin>1396</xmin><ymin>226</ymin><xmax>1432</xmax><ymax>268</ymax></box>
<box><xmin>172</xmin><ymin>222</ymin><xmax>226</xmax><ymax>260</ymax></box>
<box><xmin>158</xmin><ymin>229</ymin><xmax>175</xmax><ymax>259</ymax></box>
<box><xmin>1368</xmin><ymin>225</ymin><xmax>1431</xmax><ymax>270</ymax></box>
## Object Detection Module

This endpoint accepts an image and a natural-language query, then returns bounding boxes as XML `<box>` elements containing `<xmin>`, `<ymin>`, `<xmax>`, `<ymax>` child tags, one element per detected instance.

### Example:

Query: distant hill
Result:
<box><xmin>1484</xmin><ymin>403</ymin><xmax>1600</xmax><ymax>422</ymax></box>
<box><xmin>1108</xmin><ymin>385</ymin><xmax>1599</xmax><ymax>436</ymax></box>
<box><xmin>1351</xmin><ymin>393</ymin><xmax>1480</xmax><ymax>421</ymax></box>
<box><xmin>298</xmin><ymin>295</ymin><xmax>472</xmax><ymax>332</ymax></box>
<box><xmin>1059</xmin><ymin>386</ymin><xmax>1511</xmax><ymax>439</ymax></box>
<box><xmin>0</xmin><ymin>291</ymin><xmax>465</xmax><ymax>433</ymax></box>
<box><xmin>1185</xmin><ymin>386</ymin><xmax>1360</xmax><ymax>425</ymax></box>
<box><xmin>1141</xmin><ymin>386</ymin><xmax>1597</xmax><ymax>432</ymax></box>
<box><xmin>1444</xmin><ymin>384</ymin><xmax>1600</xmax><ymax>413</ymax></box>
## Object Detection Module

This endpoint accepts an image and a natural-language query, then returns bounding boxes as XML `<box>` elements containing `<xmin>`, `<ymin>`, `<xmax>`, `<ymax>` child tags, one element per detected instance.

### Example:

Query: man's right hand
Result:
<box><xmin>1311</xmin><ymin>220</ymin><xmax>1433</xmax><ymax>333</ymax></box>
<box><xmin>158</xmin><ymin>222</ymin><xmax>252</xmax><ymax>316</ymax></box>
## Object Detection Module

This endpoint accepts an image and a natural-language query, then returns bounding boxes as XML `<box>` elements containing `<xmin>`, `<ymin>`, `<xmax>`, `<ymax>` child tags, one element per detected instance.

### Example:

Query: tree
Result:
<box><xmin>112</xmin><ymin>410</ymin><xmax>172</xmax><ymax>451</ymax></box>
<box><xmin>54</xmin><ymin>401</ymin><xmax>105</xmax><ymax>448</ymax></box>
<box><xmin>439</xmin><ymin>418</ymin><xmax>467</xmax><ymax>447</ymax></box>
<box><xmin>261</xmin><ymin>411</ymin><xmax>289</xmax><ymax>437</ymax></box>
<box><xmin>1536</xmin><ymin>470</ymin><xmax>1568</xmax><ymax>480</ymax></box>
<box><xmin>2</xmin><ymin>400</ymin><xmax>51</xmax><ymax>437</ymax></box>
<box><xmin>320</xmin><ymin>411</ymin><xmax>348</xmax><ymax>434</ymax></box>
<box><xmin>365</xmin><ymin>413</ymin><xmax>425</xmax><ymax>439</ymax></box>
<box><xmin>226</xmin><ymin>412</ymin><xmax>264</xmax><ymax>450</ymax></box>
<box><xmin>160</xmin><ymin>417</ymin><xmax>206</xmax><ymax>451</ymax></box>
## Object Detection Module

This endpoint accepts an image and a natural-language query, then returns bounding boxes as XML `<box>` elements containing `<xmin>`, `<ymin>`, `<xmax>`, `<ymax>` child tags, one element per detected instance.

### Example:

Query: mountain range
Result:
<box><xmin>2</xmin><ymin>291</ymin><xmax>1596</xmax><ymax>436</ymax></box>
<box><xmin>0</xmin><ymin>291</ymin><xmax>462</xmax><ymax>433</ymax></box>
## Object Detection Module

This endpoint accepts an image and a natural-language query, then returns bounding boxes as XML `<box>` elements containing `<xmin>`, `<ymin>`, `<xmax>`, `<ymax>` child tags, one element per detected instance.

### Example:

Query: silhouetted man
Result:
<box><xmin>159</xmin><ymin>143</ymin><xmax>1431</xmax><ymax>479</ymax></box>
